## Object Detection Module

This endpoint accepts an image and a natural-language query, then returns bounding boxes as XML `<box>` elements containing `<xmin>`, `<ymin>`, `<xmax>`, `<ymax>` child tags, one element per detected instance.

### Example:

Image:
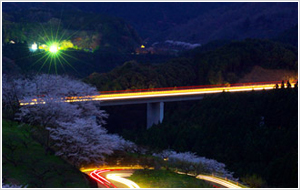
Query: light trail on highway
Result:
<box><xmin>19</xmin><ymin>81</ymin><xmax>296</xmax><ymax>105</ymax></box>
<box><xmin>93</xmin><ymin>83</ymin><xmax>275</xmax><ymax>101</ymax></box>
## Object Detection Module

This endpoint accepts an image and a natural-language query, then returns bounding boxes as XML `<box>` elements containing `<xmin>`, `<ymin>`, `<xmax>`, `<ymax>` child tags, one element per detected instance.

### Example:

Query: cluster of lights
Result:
<box><xmin>29</xmin><ymin>41</ymin><xmax>61</xmax><ymax>54</ymax></box>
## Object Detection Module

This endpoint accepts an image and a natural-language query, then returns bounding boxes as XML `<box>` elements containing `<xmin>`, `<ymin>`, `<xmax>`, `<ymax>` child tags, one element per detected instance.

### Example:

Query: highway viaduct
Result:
<box><xmin>96</xmin><ymin>82</ymin><xmax>284</xmax><ymax>128</ymax></box>
<box><xmin>21</xmin><ymin>81</ymin><xmax>294</xmax><ymax>129</ymax></box>
<box><xmin>100</xmin><ymin>92</ymin><xmax>206</xmax><ymax>128</ymax></box>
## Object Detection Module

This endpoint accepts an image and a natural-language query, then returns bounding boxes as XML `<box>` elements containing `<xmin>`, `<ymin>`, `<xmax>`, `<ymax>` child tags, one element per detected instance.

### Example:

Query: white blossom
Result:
<box><xmin>47</xmin><ymin>118</ymin><xmax>126</xmax><ymax>167</ymax></box>
<box><xmin>4</xmin><ymin>74</ymin><xmax>129</xmax><ymax>167</ymax></box>
<box><xmin>14</xmin><ymin>74</ymin><xmax>105</xmax><ymax>127</ymax></box>
<box><xmin>154</xmin><ymin>149</ymin><xmax>238</xmax><ymax>181</ymax></box>
<box><xmin>2</xmin><ymin>181</ymin><xmax>27</xmax><ymax>188</ymax></box>
<box><xmin>118</xmin><ymin>139</ymin><xmax>138</xmax><ymax>153</ymax></box>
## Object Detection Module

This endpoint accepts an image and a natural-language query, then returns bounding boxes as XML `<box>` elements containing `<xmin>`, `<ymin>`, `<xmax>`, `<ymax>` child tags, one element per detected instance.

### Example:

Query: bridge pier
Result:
<box><xmin>147</xmin><ymin>102</ymin><xmax>164</xmax><ymax>129</ymax></box>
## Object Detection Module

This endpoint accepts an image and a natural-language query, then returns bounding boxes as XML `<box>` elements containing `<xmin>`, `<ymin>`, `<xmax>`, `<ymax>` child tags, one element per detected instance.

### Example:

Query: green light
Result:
<box><xmin>49</xmin><ymin>44</ymin><xmax>59</xmax><ymax>53</ymax></box>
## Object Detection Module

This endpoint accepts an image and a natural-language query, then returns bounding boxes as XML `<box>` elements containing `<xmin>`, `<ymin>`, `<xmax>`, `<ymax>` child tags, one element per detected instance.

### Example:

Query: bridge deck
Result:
<box><xmin>69</xmin><ymin>82</ymin><xmax>281</xmax><ymax>106</ymax></box>
<box><xmin>20</xmin><ymin>81</ymin><xmax>296</xmax><ymax>106</ymax></box>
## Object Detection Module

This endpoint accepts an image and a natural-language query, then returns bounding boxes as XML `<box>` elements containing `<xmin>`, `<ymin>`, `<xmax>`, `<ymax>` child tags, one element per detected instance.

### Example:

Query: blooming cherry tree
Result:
<box><xmin>3</xmin><ymin>74</ymin><xmax>134</xmax><ymax>167</ymax></box>
<box><xmin>2</xmin><ymin>74</ymin><xmax>31</xmax><ymax>114</ymax></box>
<box><xmin>18</xmin><ymin>74</ymin><xmax>104</xmax><ymax>126</ymax></box>
<box><xmin>154</xmin><ymin>149</ymin><xmax>238</xmax><ymax>181</ymax></box>
<box><xmin>47</xmin><ymin>118</ymin><xmax>125</xmax><ymax>167</ymax></box>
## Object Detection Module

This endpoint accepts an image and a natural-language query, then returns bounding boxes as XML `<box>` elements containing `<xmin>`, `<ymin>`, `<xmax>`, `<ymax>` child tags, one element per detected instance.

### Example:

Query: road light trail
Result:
<box><xmin>94</xmin><ymin>84</ymin><xmax>275</xmax><ymax>101</ymax></box>
<box><xmin>177</xmin><ymin>171</ymin><xmax>243</xmax><ymax>188</ymax></box>
<box><xmin>81</xmin><ymin>166</ymin><xmax>148</xmax><ymax>173</ymax></box>
<box><xmin>89</xmin><ymin>169</ymin><xmax>117</xmax><ymax>188</ymax></box>
<box><xmin>88</xmin><ymin>168</ymin><xmax>243</xmax><ymax>188</ymax></box>
<box><xmin>20</xmin><ymin>81</ymin><xmax>296</xmax><ymax>106</ymax></box>
<box><xmin>88</xmin><ymin>169</ymin><xmax>140</xmax><ymax>188</ymax></box>
<box><xmin>106</xmin><ymin>173</ymin><xmax>140</xmax><ymax>188</ymax></box>
<box><xmin>196</xmin><ymin>174</ymin><xmax>242</xmax><ymax>188</ymax></box>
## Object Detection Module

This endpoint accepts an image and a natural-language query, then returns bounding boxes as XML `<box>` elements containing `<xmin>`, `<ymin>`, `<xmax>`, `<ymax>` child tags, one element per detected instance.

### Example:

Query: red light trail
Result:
<box><xmin>89</xmin><ymin>169</ymin><xmax>140</xmax><ymax>188</ymax></box>
<box><xmin>89</xmin><ymin>169</ymin><xmax>117</xmax><ymax>188</ymax></box>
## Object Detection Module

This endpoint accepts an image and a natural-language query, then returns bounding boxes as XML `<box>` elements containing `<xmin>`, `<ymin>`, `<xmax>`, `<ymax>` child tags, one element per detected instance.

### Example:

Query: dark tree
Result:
<box><xmin>281</xmin><ymin>80</ymin><xmax>285</xmax><ymax>89</ymax></box>
<box><xmin>286</xmin><ymin>80</ymin><xmax>291</xmax><ymax>88</ymax></box>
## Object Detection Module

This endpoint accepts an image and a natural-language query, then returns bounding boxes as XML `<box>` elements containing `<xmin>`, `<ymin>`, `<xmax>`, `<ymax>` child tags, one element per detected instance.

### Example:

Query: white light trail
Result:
<box><xmin>196</xmin><ymin>174</ymin><xmax>242</xmax><ymax>188</ymax></box>
<box><xmin>176</xmin><ymin>171</ymin><xmax>243</xmax><ymax>188</ymax></box>
<box><xmin>106</xmin><ymin>173</ymin><xmax>140</xmax><ymax>188</ymax></box>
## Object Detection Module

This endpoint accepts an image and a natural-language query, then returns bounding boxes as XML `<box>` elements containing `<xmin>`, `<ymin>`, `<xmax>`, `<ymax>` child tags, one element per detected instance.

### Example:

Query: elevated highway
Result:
<box><xmin>21</xmin><ymin>81</ymin><xmax>296</xmax><ymax>128</ymax></box>
<box><xmin>89</xmin><ymin>81</ymin><xmax>294</xmax><ymax>128</ymax></box>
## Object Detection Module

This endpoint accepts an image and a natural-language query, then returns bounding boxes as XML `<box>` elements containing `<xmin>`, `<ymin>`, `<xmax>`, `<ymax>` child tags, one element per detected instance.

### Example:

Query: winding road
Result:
<box><xmin>83</xmin><ymin>168</ymin><xmax>245</xmax><ymax>188</ymax></box>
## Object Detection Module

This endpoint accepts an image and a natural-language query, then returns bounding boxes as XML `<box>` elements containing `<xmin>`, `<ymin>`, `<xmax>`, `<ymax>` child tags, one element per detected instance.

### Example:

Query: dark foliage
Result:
<box><xmin>192</xmin><ymin>39</ymin><xmax>297</xmax><ymax>85</ymax></box>
<box><xmin>86</xmin><ymin>39</ymin><xmax>297</xmax><ymax>91</ymax></box>
<box><xmin>116</xmin><ymin>89</ymin><xmax>298</xmax><ymax>188</ymax></box>
<box><xmin>2</xmin><ymin>120</ymin><xmax>90</xmax><ymax>188</ymax></box>
<box><xmin>86</xmin><ymin>57</ymin><xmax>195</xmax><ymax>91</ymax></box>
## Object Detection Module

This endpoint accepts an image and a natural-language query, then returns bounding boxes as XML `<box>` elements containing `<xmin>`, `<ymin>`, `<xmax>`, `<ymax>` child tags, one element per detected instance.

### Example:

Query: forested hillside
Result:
<box><xmin>86</xmin><ymin>38</ymin><xmax>297</xmax><ymax>91</ymax></box>
<box><xmin>2</xmin><ymin>9</ymin><xmax>142</xmax><ymax>52</ymax></box>
<box><xmin>2</xmin><ymin>2</ymin><xmax>297</xmax><ymax>188</ymax></box>
<box><xmin>2</xmin><ymin>8</ymin><xmax>146</xmax><ymax>76</ymax></box>
<box><xmin>2</xmin><ymin>120</ymin><xmax>94</xmax><ymax>188</ymax></box>
<box><xmin>88</xmin><ymin>37</ymin><xmax>298</xmax><ymax>188</ymax></box>
<box><xmin>3</xmin><ymin>2</ymin><xmax>297</xmax><ymax>45</ymax></box>
<box><xmin>109</xmin><ymin>88</ymin><xmax>298</xmax><ymax>188</ymax></box>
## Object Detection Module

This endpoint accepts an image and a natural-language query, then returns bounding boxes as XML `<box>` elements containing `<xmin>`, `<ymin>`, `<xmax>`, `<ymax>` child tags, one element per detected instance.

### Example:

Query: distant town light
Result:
<box><xmin>141</xmin><ymin>45</ymin><xmax>145</xmax><ymax>48</ymax></box>
<box><xmin>31</xmin><ymin>42</ymin><xmax>38</xmax><ymax>51</ymax></box>
<box><xmin>39</xmin><ymin>44</ymin><xmax>47</xmax><ymax>49</ymax></box>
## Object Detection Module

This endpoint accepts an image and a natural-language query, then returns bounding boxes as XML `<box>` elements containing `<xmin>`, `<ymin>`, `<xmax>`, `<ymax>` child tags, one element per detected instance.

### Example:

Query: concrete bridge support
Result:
<box><xmin>147</xmin><ymin>102</ymin><xmax>164</xmax><ymax>129</ymax></box>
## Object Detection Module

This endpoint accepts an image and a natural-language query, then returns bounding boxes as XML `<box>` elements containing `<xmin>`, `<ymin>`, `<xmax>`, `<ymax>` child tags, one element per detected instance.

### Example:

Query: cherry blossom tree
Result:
<box><xmin>3</xmin><ymin>74</ymin><xmax>134</xmax><ymax>167</ymax></box>
<box><xmin>2</xmin><ymin>183</ymin><xmax>27</xmax><ymax>188</ymax></box>
<box><xmin>47</xmin><ymin>118</ymin><xmax>125</xmax><ymax>167</ymax></box>
<box><xmin>12</xmin><ymin>74</ymin><xmax>107</xmax><ymax>153</ymax></box>
<box><xmin>2</xmin><ymin>178</ymin><xmax>27</xmax><ymax>188</ymax></box>
<box><xmin>2</xmin><ymin>74</ymin><xmax>30</xmax><ymax>115</ymax></box>
<box><xmin>18</xmin><ymin>74</ymin><xmax>106</xmax><ymax>126</ymax></box>
<box><xmin>154</xmin><ymin>150</ymin><xmax>238</xmax><ymax>181</ymax></box>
